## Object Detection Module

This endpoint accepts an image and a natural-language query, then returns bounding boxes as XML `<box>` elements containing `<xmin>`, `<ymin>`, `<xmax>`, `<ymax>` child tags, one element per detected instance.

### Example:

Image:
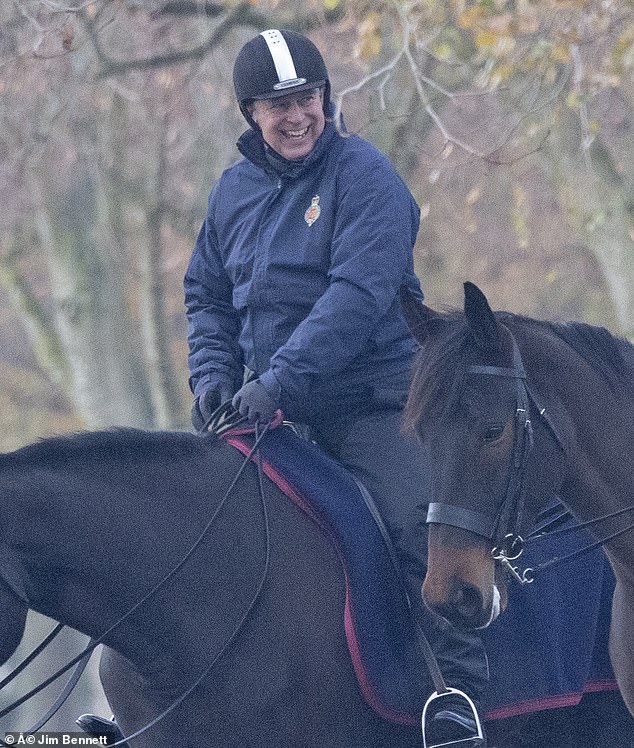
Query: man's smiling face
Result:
<box><xmin>249</xmin><ymin>88</ymin><xmax>325</xmax><ymax>160</ymax></box>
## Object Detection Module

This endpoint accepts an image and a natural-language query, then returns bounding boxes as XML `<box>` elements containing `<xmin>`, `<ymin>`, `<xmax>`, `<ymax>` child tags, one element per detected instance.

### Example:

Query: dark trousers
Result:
<box><xmin>307</xmin><ymin>396</ymin><xmax>489</xmax><ymax>702</ymax></box>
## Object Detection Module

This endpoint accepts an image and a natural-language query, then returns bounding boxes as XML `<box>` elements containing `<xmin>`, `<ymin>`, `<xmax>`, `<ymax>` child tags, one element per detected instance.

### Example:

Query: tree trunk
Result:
<box><xmin>546</xmin><ymin>103</ymin><xmax>634</xmax><ymax>339</ymax></box>
<box><xmin>34</xmin><ymin>161</ymin><xmax>154</xmax><ymax>429</ymax></box>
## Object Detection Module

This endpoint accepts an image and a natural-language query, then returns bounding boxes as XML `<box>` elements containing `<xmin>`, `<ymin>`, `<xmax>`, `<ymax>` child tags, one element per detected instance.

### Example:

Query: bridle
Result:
<box><xmin>467</xmin><ymin>334</ymin><xmax>537</xmax><ymax>559</ymax></box>
<box><xmin>429</xmin><ymin>325</ymin><xmax>634</xmax><ymax>587</ymax></box>
<box><xmin>0</xmin><ymin>411</ymin><xmax>271</xmax><ymax>748</ymax></box>
<box><xmin>426</xmin><ymin>331</ymin><xmax>552</xmax><ymax>551</ymax></box>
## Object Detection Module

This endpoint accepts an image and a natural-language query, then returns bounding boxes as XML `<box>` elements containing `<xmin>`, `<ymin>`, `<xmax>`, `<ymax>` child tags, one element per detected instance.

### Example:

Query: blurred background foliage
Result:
<box><xmin>2</xmin><ymin>0</ymin><xmax>634</xmax><ymax>448</ymax></box>
<box><xmin>1</xmin><ymin>0</ymin><xmax>634</xmax><ymax>732</ymax></box>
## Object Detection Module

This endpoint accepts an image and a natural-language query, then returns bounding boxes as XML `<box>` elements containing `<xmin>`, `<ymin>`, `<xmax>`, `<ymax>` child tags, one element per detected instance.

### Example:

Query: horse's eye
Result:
<box><xmin>483</xmin><ymin>424</ymin><xmax>505</xmax><ymax>441</ymax></box>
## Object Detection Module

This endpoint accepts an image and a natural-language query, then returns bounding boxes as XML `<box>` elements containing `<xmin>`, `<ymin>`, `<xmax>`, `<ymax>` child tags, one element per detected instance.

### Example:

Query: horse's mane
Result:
<box><xmin>1</xmin><ymin>428</ymin><xmax>203</xmax><ymax>467</ymax></box>
<box><xmin>404</xmin><ymin>310</ymin><xmax>633</xmax><ymax>432</ymax></box>
<box><xmin>531</xmin><ymin>316</ymin><xmax>633</xmax><ymax>387</ymax></box>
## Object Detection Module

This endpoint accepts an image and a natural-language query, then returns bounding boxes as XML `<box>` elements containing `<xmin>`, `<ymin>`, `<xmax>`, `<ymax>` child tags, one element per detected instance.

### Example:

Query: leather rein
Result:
<box><xmin>0</xmin><ymin>410</ymin><xmax>271</xmax><ymax>747</ymax></box>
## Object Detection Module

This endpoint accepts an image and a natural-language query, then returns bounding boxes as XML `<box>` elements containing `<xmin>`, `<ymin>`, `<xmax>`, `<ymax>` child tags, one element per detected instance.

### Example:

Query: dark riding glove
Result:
<box><xmin>232</xmin><ymin>379</ymin><xmax>279</xmax><ymax>424</ymax></box>
<box><xmin>191</xmin><ymin>385</ymin><xmax>233</xmax><ymax>431</ymax></box>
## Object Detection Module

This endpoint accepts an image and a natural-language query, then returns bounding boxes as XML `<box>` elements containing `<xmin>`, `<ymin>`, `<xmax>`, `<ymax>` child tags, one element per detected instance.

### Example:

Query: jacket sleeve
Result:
<box><xmin>259</xmin><ymin>154</ymin><xmax>420</xmax><ymax>406</ymax></box>
<box><xmin>184</xmin><ymin>196</ymin><xmax>244</xmax><ymax>398</ymax></box>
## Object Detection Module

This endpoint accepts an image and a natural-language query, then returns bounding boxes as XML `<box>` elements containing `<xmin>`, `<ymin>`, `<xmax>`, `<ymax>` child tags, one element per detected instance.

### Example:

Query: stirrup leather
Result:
<box><xmin>421</xmin><ymin>687</ymin><xmax>485</xmax><ymax>748</ymax></box>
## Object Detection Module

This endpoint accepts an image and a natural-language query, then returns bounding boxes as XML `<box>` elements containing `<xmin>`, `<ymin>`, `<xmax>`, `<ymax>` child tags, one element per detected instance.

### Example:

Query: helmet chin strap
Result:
<box><xmin>239</xmin><ymin>101</ymin><xmax>261</xmax><ymax>133</ymax></box>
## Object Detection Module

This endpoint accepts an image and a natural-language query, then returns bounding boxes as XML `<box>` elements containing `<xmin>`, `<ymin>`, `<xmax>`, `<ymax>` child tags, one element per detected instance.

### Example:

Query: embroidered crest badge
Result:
<box><xmin>304</xmin><ymin>196</ymin><xmax>321</xmax><ymax>227</ymax></box>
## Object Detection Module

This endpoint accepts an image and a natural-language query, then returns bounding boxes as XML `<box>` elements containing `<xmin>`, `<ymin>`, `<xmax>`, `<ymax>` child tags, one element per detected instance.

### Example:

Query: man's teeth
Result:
<box><xmin>286</xmin><ymin>128</ymin><xmax>309</xmax><ymax>138</ymax></box>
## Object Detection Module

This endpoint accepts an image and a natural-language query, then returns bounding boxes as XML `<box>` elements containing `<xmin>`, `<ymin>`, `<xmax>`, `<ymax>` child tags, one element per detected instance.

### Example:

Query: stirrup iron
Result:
<box><xmin>421</xmin><ymin>687</ymin><xmax>485</xmax><ymax>748</ymax></box>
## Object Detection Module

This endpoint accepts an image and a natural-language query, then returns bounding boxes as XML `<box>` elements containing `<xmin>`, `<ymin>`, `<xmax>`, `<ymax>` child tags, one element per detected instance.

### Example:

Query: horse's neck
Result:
<box><xmin>527</xmin><ymin>333</ymin><xmax>633</xmax><ymax>544</ymax></box>
<box><xmin>550</xmin><ymin>382</ymin><xmax>630</xmax><ymax>482</ymax></box>
<box><xmin>1</xmin><ymin>531</ymin><xmax>187</xmax><ymax>678</ymax></box>
<box><xmin>0</xmin><ymin>547</ymin><xmax>30</xmax><ymax>604</ymax></box>
<box><xmin>0</xmin><ymin>574</ymin><xmax>28</xmax><ymax>665</ymax></box>
<box><xmin>524</xmin><ymin>322</ymin><xmax>630</xmax><ymax>436</ymax></box>
<box><xmin>0</xmin><ymin>477</ymin><xmax>155</xmax><ymax>670</ymax></box>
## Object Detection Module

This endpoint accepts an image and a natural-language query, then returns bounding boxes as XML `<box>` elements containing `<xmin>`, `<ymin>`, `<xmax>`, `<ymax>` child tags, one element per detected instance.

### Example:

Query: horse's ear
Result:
<box><xmin>463</xmin><ymin>282</ymin><xmax>503</xmax><ymax>352</ymax></box>
<box><xmin>399</xmin><ymin>285</ymin><xmax>440</xmax><ymax>345</ymax></box>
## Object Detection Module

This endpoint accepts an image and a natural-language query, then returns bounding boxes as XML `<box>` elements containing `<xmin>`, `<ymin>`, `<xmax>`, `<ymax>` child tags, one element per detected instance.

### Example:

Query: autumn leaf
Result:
<box><xmin>434</xmin><ymin>42</ymin><xmax>454</xmax><ymax>61</ymax></box>
<box><xmin>458</xmin><ymin>6</ymin><xmax>487</xmax><ymax>30</ymax></box>
<box><xmin>490</xmin><ymin>63</ymin><xmax>514</xmax><ymax>84</ymax></box>
<box><xmin>356</xmin><ymin>12</ymin><xmax>382</xmax><ymax>61</ymax></box>
<box><xmin>550</xmin><ymin>45</ymin><xmax>572</xmax><ymax>64</ymax></box>
<box><xmin>475</xmin><ymin>30</ymin><xmax>497</xmax><ymax>50</ymax></box>
<box><xmin>566</xmin><ymin>90</ymin><xmax>584</xmax><ymax>109</ymax></box>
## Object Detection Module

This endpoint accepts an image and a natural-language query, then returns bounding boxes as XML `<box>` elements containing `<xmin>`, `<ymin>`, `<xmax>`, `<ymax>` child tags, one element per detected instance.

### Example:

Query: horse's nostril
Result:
<box><xmin>423</xmin><ymin>577</ymin><xmax>490</xmax><ymax>630</ymax></box>
<box><xmin>453</xmin><ymin>581</ymin><xmax>484</xmax><ymax>619</ymax></box>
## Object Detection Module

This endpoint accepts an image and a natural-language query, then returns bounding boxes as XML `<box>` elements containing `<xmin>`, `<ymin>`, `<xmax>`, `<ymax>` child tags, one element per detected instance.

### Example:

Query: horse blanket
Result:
<box><xmin>223</xmin><ymin>423</ymin><xmax>618</xmax><ymax>725</ymax></box>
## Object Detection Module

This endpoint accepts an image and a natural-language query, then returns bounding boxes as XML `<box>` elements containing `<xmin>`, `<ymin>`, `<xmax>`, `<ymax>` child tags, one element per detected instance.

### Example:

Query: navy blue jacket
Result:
<box><xmin>185</xmin><ymin>120</ymin><xmax>423</xmax><ymax>421</ymax></box>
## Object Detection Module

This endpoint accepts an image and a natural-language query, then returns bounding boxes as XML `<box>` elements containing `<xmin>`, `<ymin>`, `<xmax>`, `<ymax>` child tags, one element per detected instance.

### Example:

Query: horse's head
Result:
<box><xmin>401</xmin><ymin>282</ymin><xmax>565</xmax><ymax>631</ymax></box>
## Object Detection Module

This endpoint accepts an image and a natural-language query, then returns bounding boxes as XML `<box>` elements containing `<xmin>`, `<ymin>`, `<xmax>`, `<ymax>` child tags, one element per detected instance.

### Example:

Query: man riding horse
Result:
<box><xmin>183</xmin><ymin>29</ymin><xmax>489</xmax><ymax>747</ymax></box>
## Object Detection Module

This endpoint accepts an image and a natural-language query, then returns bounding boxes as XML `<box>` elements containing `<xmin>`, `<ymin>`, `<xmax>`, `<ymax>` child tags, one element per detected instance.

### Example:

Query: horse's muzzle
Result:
<box><xmin>424</xmin><ymin>579</ymin><xmax>501</xmax><ymax>632</ymax></box>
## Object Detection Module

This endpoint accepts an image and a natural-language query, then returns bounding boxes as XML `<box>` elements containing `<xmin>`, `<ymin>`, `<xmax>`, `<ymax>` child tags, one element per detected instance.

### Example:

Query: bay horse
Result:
<box><xmin>0</xmin><ymin>428</ymin><xmax>422</xmax><ymax>748</ymax></box>
<box><xmin>400</xmin><ymin>282</ymin><xmax>634</xmax><ymax>716</ymax></box>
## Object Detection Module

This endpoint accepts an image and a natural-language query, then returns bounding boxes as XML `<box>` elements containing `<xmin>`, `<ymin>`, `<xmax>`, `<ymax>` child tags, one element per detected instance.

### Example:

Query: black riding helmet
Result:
<box><xmin>233</xmin><ymin>29</ymin><xmax>330</xmax><ymax>130</ymax></box>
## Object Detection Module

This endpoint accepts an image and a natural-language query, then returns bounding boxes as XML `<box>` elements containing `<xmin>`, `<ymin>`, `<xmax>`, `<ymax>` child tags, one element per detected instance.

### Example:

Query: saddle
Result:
<box><xmin>223</xmin><ymin>420</ymin><xmax>426</xmax><ymax>725</ymax></box>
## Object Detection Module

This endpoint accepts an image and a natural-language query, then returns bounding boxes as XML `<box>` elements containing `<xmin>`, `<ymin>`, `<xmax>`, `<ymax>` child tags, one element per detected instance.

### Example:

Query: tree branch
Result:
<box><xmin>92</xmin><ymin>2</ymin><xmax>324</xmax><ymax>79</ymax></box>
<box><xmin>94</xmin><ymin>2</ymin><xmax>266</xmax><ymax>78</ymax></box>
<box><xmin>0</xmin><ymin>237</ymin><xmax>71</xmax><ymax>391</ymax></box>
<box><xmin>153</xmin><ymin>1</ymin><xmax>225</xmax><ymax>17</ymax></box>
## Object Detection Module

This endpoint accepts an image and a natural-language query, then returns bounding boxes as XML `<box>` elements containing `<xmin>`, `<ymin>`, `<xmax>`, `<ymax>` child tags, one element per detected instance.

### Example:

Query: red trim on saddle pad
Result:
<box><xmin>225</xmin><ymin>434</ymin><xmax>418</xmax><ymax>726</ymax></box>
<box><xmin>485</xmin><ymin>679</ymin><xmax>619</xmax><ymax>721</ymax></box>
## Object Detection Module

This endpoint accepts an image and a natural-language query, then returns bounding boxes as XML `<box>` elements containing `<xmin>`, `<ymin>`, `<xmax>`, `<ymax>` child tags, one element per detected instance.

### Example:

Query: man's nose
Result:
<box><xmin>284</xmin><ymin>101</ymin><xmax>304</xmax><ymax>119</ymax></box>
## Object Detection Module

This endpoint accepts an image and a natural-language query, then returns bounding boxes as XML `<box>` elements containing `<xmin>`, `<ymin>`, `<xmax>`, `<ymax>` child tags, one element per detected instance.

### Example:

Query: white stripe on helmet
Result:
<box><xmin>260</xmin><ymin>29</ymin><xmax>307</xmax><ymax>90</ymax></box>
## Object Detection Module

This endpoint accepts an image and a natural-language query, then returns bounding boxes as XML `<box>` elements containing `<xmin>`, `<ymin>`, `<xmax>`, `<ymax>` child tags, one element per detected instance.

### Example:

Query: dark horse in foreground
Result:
<box><xmin>2</xmin><ymin>435</ymin><xmax>629</xmax><ymax>748</ymax></box>
<box><xmin>401</xmin><ymin>282</ymin><xmax>634</xmax><ymax>719</ymax></box>
<box><xmin>0</xmin><ymin>428</ymin><xmax>426</xmax><ymax>748</ymax></box>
